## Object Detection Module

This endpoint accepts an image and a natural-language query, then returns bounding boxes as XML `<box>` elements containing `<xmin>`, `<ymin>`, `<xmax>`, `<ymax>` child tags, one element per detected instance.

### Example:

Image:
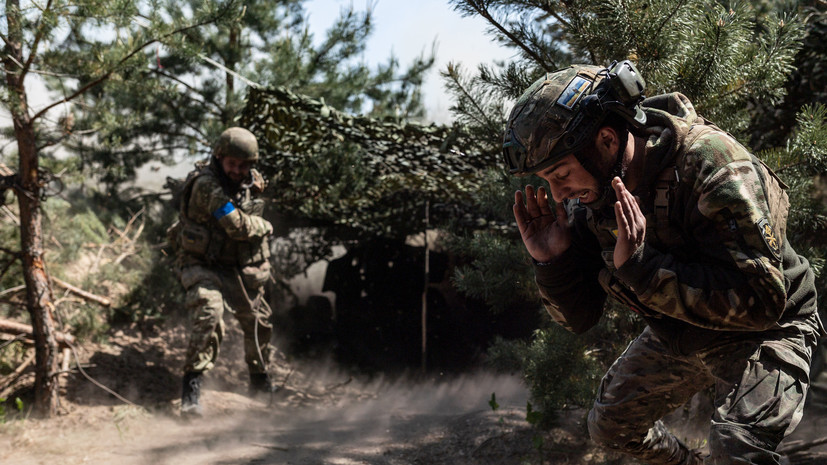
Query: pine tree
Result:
<box><xmin>41</xmin><ymin>1</ymin><xmax>438</xmax><ymax>330</ymax></box>
<box><xmin>53</xmin><ymin>1</ymin><xmax>435</xmax><ymax>192</ymax></box>
<box><xmin>0</xmin><ymin>0</ymin><xmax>235</xmax><ymax>417</ymax></box>
<box><xmin>445</xmin><ymin>0</ymin><xmax>826</xmax><ymax>419</ymax></box>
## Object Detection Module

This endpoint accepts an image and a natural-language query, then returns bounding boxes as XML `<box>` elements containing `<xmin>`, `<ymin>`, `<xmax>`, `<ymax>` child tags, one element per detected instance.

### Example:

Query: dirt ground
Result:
<box><xmin>1</xmin><ymin>320</ymin><xmax>826</xmax><ymax>465</ymax></box>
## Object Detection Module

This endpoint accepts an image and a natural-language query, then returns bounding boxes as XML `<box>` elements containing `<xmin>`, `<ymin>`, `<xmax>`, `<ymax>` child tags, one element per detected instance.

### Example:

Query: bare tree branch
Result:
<box><xmin>0</xmin><ymin>318</ymin><xmax>75</xmax><ymax>346</ymax></box>
<box><xmin>51</xmin><ymin>277</ymin><xmax>111</xmax><ymax>307</ymax></box>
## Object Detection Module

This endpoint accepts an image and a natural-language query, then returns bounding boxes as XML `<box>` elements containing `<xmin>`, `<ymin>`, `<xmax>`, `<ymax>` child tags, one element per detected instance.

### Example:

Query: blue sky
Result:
<box><xmin>304</xmin><ymin>0</ymin><xmax>513</xmax><ymax>123</ymax></box>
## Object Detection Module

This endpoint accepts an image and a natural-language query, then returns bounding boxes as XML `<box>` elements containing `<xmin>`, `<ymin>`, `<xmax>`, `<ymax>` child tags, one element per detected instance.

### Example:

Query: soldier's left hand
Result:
<box><xmin>612</xmin><ymin>177</ymin><xmax>645</xmax><ymax>268</ymax></box>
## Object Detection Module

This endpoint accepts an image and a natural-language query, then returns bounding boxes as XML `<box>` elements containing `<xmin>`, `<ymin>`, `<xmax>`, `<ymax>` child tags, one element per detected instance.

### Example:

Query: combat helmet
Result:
<box><xmin>214</xmin><ymin>127</ymin><xmax>259</xmax><ymax>162</ymax></box>
<box><xmin>503</xmin><ymin>60</ymin><xmax>647</xmax><ymax>177</ymax></box>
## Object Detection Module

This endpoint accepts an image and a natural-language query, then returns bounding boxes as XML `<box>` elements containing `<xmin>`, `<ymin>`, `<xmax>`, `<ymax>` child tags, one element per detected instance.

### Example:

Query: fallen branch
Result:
<box><xmin>0</xmin><ymin>284</ymin><xmax>25</xmax><ymax>299</ymax></box>
<box><xmin>0</xmin><ymin>162</ymin><xmax>13</xmax><ymax>176</ymax></box>
<box><xmin>0</xmin><ymin>318</ymin><xmax>75</xmax><ymax>347</ymax></box>
<box><xmin>60</xmin><ymin>347</ymin><xmax>71</xmax><ymax>372</ymax></box>
<box><xmin>51</xmin><ymin>277</ymin><xmax>111</xmax><ymax>307</ymax></box>
<box><xmin>324</xmin><ymin>376</ymin><xmax>353</xmax><ymax>392</ymax></box>
<box><xmin>0</xmin><ymin>206</ymin><xmax>19</xmax><ymax>226</ymax></box>
<box><xmin>0</xmin><ymin>333</ymin><xmax>33</xmax><ymax>347</ymax></box>
<box><xmin>0</xmin><ymin>349</ymin><xmax>35</xmax><ymax>394</ymax></box>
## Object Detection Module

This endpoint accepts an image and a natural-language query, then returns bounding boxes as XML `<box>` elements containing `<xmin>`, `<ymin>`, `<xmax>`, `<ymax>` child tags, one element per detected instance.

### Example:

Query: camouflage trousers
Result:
<box><xmin>180</xmin><ymin>263</ymin><xmax>274</xmax><ymax>375</ymax></box>
<box><xmin>588</xmin><ymin>317</ymin><xmax>819</xmax><ymax>465</ymax></box>
<box><xmin>807</xmin><ymin>337</ymin><xmax>827</xmax><ymax>409</ymax></box>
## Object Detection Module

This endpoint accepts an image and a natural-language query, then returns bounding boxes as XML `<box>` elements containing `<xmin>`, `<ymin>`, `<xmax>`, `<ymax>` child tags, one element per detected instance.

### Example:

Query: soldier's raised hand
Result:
<box><xmin>513</xmin><ymin>185</ymin><xmax>571</xmax><ymax>263</ymax></box>
<box><xmin>612</xmin><ymin>177</ymin><xmax>645</xmax><ymax>267</ymax></box>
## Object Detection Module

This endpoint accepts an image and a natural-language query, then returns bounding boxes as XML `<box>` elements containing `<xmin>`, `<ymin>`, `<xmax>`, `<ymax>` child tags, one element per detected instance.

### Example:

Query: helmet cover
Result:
<box><xmin>214</xmin><ymin>127</ymin><xmax>259</xmax><ymax>162</ymax></box>
<box><xmin>503</xmin><ymin>65</ymin><xmax>606</xmax><ymax>176</ymax></box>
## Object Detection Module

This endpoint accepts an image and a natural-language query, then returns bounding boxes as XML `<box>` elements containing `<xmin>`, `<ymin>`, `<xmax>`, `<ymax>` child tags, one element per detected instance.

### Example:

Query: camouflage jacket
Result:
<box><xmin>534</xmin><ymin>93</ymin><xmax>823</xmax><ymax>355</ymax></box>
<box><xmin>175</xmin><ymin>160</ymin><xmax>272</xmax><ymax>268</ymax></box>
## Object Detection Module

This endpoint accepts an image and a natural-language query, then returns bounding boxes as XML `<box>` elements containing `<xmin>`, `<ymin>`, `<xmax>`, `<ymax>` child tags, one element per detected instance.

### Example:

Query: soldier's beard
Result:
<box><xmin>578</xmin><ymin>143</ymin><xmax>627</xmax><ymax>210</ymax></box>
<box><xmin>211</xmin><ymin>156</ymin><xmax>242</xmax><ymax>190</ymax></box>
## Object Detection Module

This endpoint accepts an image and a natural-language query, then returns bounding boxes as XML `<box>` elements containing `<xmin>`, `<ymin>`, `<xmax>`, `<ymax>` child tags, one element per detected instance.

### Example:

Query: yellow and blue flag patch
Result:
<box><xmin>556</xmin><ymin>76</ymin><xmax>592</xmax><ymax>110</ymax></box>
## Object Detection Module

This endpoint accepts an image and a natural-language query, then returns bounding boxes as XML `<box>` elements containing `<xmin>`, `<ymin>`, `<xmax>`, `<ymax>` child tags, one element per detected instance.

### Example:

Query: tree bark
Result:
<box><xmin>227</xmin><ymin>25</ymin><xmax>238</xmax><ymax>100</ymax></box>
<box><xmin>3</xmin><ymin>0</ymin><xmax>60</xmax><ymax>417</ymax></box>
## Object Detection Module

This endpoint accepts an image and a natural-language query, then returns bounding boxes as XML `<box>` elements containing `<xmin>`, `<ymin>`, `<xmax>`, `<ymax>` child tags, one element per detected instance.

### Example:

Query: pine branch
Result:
<box><xmin>31</xmin><ymin>1</ymin><xmax>236</xmax><ymax>123</ymax></box>
<box><xmin>443</xmin><ymin>63</ymin><xmax>500</xmax><ymax>132</ymax></box>
<box><xmin>94</xmin><ymin>143</ymin><xmax>198</xmax><ymax>156</ymax></box>
<box><xmin>151</xmin><ymin>68</ymin><xmax>226</xmax><ymax>115</ymax></box>
<box><xmin>461</xmin><ymin>0</ymin><xmax>554</xmax><ymax>71</ymax></box>
<box><xmin>36</xmin><ymin>132</ymin><xmax>72</xmax><ymax>152</ymax></box>
<box><xmin>653</xmin><ymin>0</ymin><xmax>689</xmax><ymax>47</ymax></box>
<box><xmin>161</xmin><ymin>100</ymin><xmax>214</xmax><ymax>141</ymax></box>
<box><xmin>534</xmin><ymin>1</ymin><xmax>572</xmax><ymax>30</ymax></box>
<box><xmin>698</xmin><ymin>14</ymin><xmax>726</xmax><ymax>87</ymax></box>
<box><xmin>21</xmin><ymin>0</ymin><xmax>55</xmax><ymax>80</ymax></box>
<box><xmin>306</xmin><ymin>5</ymin><xmax>371</xmax><ymax>79</ymax></box>
<box><xmin>557</xmin><ymin>0</ymin><xmax>595</xmax><ymax>64</ymax></box>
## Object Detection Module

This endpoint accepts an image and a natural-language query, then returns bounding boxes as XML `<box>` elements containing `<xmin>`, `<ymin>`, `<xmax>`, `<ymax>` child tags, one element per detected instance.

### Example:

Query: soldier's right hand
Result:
<box><xmin>513</xmin><ymin>185</ymin><xmax>571</xmax><ymax>263</ymax></box>
<box><xmin>251</xmin><ymin>216</ymin><xmax>274</xmax><ymax>237</ymax></box>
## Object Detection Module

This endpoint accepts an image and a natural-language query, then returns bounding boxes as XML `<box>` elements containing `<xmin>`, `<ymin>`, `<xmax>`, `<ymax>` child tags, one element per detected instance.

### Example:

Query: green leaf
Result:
<box><xmin>525</xmin><ymin>401</ymin><xmax>543</xmax><ymax>426</ymax></box>
<box><xmin>488</xmin><ymin>392</ymin><xmax>499</xmax><ymax>411</ymax></box>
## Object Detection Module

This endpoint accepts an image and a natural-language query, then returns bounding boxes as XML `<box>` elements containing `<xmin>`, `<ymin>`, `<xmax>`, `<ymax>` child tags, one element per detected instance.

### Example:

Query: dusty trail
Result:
<box><xmin>3</xmin><ymin>370</ymin><xmax>538</xmax><ymax>465</ymax></box>
<box><xmin>3</xmin><ymin>323</ymin><xmax>825</xmax><ymax>465</ymax></box>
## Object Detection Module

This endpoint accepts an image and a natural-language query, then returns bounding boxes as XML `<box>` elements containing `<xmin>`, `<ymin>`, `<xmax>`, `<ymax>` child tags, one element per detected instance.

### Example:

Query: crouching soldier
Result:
<box><xmin>506</xmin><ymin>62</ymin><xmax>823</xmax><ymax>464</ymax></box>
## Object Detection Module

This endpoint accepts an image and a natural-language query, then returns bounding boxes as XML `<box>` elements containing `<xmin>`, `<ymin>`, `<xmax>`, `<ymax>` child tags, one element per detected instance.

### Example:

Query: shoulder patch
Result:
<box><xmin>556</xmin><ymin>76</ymin><xmax>592</xmax><ymax>110</ymax></box>
<box><xmin>757</xmin><ymin>217</ymin><xmax>781</xmax><ymax>260</ymax></box>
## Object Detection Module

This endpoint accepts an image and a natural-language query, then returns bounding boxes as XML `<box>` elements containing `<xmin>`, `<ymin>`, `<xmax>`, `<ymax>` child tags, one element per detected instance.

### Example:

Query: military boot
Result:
<box><xmin>249</xmin><ymin>372</ymin><xmax>282</xmax><ymax>404</ymax></box>
<box><xmin>181</xmin><ymin>371</ymin><xmax>204</xmax><ymax>417</ymax></box>
<box><xmin>249</xmin><ymin>372</ymin><xmax>273</xmax><ymax>394</ymax></box>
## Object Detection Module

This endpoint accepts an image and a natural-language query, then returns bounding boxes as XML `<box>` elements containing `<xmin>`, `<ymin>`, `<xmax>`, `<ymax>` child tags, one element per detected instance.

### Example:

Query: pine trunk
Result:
<box><xmin>3</xmin><ymin>0</ymin><xmax>60</xmax><ymax>417</ymax></box>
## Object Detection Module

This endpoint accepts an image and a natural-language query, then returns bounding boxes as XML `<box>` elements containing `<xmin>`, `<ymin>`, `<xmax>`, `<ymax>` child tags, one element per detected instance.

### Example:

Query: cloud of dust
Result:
<box><xmin>312</xmin><ymin>364</ymin><xmax>528</xmax><ymax>419</ymax></box>
<box><xmin>117</xmin><ymin>364</ymin><xmax>531</xmax><ymax>465</ymax></box>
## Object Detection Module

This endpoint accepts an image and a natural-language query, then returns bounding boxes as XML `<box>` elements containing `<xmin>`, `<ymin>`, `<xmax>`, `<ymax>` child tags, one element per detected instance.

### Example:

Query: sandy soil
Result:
<box><xmin>0</xmin><ymin>321</ymin><xmax>613</xmax><ymax>465</ymax></box>
<box><xmin>1</xmin><ymin>321</ymin><xmax>825</xmax><ymax>465</ymax></box>
<box><xmin>3</xmin><ymin>373</ymin><xmax>542</xmax><ymax>465</ymax></box>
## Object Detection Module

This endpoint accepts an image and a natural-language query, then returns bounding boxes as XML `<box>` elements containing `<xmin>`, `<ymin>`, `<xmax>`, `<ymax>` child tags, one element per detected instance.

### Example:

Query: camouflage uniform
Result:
<box><xmin>175</xmin><ymin>158</ymin><xmax>274</xmax><ymax>377</ymax></box>
<box><xmin>534</xmin><ymin>93</ymin><xmax>824</xmax><ymax>464</ymax></box>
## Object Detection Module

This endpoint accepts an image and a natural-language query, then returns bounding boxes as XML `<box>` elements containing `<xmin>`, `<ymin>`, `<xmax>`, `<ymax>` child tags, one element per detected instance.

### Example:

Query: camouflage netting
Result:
<box><xmin>239</xmin><ymin>86</ymin><xmax>498</xmax><ymax>238</ymax></box>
